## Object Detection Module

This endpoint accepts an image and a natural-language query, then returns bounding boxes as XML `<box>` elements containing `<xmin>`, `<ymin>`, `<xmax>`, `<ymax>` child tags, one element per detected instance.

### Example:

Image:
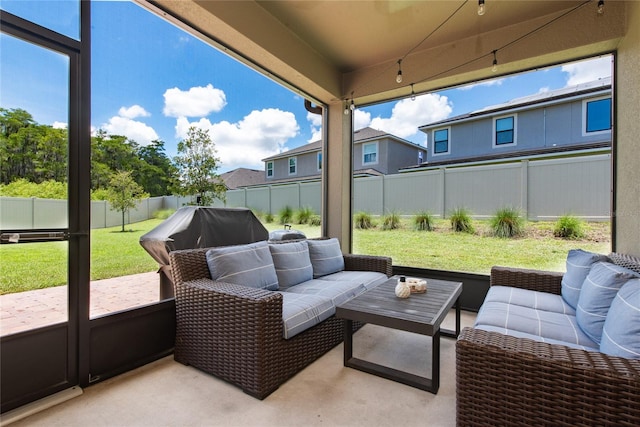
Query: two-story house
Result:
<box><xmin>417</xmin><ymin>78</ymin><xmax>611</xmax><ymax>166</ymax></box>
<box><xmin>261</xmin><ymin>127</ymin><xmax>427</xmax><ymax>183</ymax></box>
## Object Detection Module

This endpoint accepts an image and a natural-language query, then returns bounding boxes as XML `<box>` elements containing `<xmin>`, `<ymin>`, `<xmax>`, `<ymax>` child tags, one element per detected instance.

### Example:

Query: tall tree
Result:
<box><xmin>106</xmin><ymin>170</ymin><xmax>148</xmax><ymax>232</ymax></box>
<box><xmin>136</xmin><ymin>140</ymin><xmax>178</xmax><ymax>196</ymax></box>
<box><xmin>173</xmin><ymin>127</ymin><xmax>226</xmax><ymax>206</ymax></box>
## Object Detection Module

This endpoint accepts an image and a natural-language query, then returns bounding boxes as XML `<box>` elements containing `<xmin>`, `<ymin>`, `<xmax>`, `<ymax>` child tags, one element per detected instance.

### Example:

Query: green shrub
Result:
<box><xmin>152</xmin><ymin>209</ymin><xmax>175</xmax><ymax>220</ymax></box>
<box><xmin>414</xmin><ymin>211</ymin><xmax>435</xmax><ymax>231</ymax></box>
<box><xmin>264</xmin><ymin>212</ymin><xmax>274</xmax><ymax>223</ymax></box>
<box><xmin>278</xmin><ymin>206</ymin><xmax>293</xmax><ymax>224</ymax></box>
<box><xmin>490</xmin><ymin>207</ymin><xmax>525</xmax><ymax>238</ymax></box>
<box><xmin>309</xmin><ymin>215</ymin><xmax>321</xmax><ymax>226</ymax></box>
<box><xmin>296</xmin><ymin>206</ymin><xmax>314</xmax><ymax>224</ymax></box>
<box><xmin>554</xmin><ymin>215</ymin><xmax>586</xmax><ymax>239</ymax></box>
<box><xmin>449</xmin><ymin>208</ymin><xmax>475</xmax><ymax>234</ymax></box>
<box><xmin>354</xmin><ymin>211</ymin><xmax>374</xmax><ymax>229</ymax></box>
<box><xmin>382</xmin><ymin>212</ymin><xmax>401</xmax><ymax>230</ymax></box>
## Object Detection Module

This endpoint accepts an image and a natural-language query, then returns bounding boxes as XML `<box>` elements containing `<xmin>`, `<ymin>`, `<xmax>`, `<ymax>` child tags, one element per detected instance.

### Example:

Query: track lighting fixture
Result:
<box><xmin>396</xmin><ymin>59</ymin><xmax>403</xmax><ymax>84</ymax></box>
<box><xmin>478</xmin><ymin>0</ymin><xmax>485</xmax><ymax>16</ymax></box>
<box><xmin>597</xmin><ymin>0</ymin><xmax>604</xmax><ymax>14</ymax></box>
<box><xmin>491</xmin><ymin>50</ymin><xmax>498</xmax><ymax>73</ymax></box>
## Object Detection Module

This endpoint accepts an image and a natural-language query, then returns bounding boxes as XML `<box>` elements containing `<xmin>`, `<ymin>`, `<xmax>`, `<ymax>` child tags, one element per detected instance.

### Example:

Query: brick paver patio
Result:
<box><xmin>0</xmin><ymin>271</ymin><xmax>160</xmax><ymax>336</ymax></box>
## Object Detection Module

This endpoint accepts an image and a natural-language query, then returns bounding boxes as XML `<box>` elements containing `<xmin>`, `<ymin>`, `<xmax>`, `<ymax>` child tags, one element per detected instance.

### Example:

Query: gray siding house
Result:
<box><xmin>417</xmin><ymin>78</ymin><xmax>611</xmax><ymax>165</ymax></box>
<box><xmin>262</xmin><ymin>127</ymin><xmax>426</xmax><ymax>183</ymax></box>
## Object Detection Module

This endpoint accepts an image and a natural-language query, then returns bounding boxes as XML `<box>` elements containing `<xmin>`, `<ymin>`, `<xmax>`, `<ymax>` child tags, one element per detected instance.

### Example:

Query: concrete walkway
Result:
<box><xmin>0</xmin><ymin>271</ymin><xmax>160</xmax><ymax>336</ymax></box>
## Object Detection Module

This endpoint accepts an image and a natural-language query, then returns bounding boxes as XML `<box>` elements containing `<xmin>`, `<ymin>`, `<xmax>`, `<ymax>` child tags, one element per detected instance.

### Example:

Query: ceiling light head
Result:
<box><xmin>491</xmin><ymin>50</ymin><xmax>498</xmax><ymax>73</ymax></box>
<box><xmin>350</xmin><ymin>99</ymin><xmax>355</xmax><ymax>111</ymax></box>
<box><xmin>478</xmin><ymin>0</ymin><xmax>485</xmax><ymax>16</ymax></box>
<box><xmin>344</xmin><ymin>101</ymin><xmax>350</xmax><ymax>115</ymax></box>
<box><xmin>597</xmin><ymin>0</ymin><xmax>604</xmax><ymax>14</ymax></box>
<box><xmin>396</xmin><ymin>59</ymin><xmax>403</xmax><ymax>84</ymax></box>
<box><xmin>410</xmin><ymin>84</ymin><xmax>416</xmax><ymax>101</ymax></box>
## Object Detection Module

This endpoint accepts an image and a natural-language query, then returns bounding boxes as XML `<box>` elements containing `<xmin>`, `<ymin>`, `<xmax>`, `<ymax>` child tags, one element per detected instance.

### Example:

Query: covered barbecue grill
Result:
<box><xmin>140</xmin><ymin>206</ymin><xmax>268</xmax><ymax>298</ymax></box>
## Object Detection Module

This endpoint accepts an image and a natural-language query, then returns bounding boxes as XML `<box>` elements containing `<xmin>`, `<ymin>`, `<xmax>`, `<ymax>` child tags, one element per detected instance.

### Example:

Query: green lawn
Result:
<box><xmin>0</xmin><ymin>218</ymin><xmax>610</xmax><ymax>295</ymax></box>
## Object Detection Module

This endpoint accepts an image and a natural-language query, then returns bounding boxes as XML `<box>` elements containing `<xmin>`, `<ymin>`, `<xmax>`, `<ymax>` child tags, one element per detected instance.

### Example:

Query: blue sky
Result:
<box><xmin>1</xmin><ymin>1</ymin><xmax>612</xmax><ymax>173</ymax></box>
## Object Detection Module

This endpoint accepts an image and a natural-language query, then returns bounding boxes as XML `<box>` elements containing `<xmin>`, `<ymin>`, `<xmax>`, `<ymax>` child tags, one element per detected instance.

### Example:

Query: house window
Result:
<box><xmin>584</xmin><ymin>97</ymin><xmax>611</xmax><ymax>134</ymax></box>
<box><xmin>418</xmin><ymin>151</ymin><xmax>423</xmax><ymax>163</ymax></box>
<box><xmin>317</xmin><ymin>152</ymin><xmax>322</xmax><ymax>171</ymax></box>
<box><xmin>433</xmin><ymin>128</ymin><xmax>449</xmax><ymax>155</ymax></box>
<box><xmin>266</xmin><ymin>161</ymin><xmax>273</xmax><ymax>178</ymax></box>
<box><xmin>288</xmin><ymin>157</ymin><xmax>297</xmax><ymax>175</ymax></box>
<box><xmin>494</xmin><ymin>115</ymin><xmax>516</xmax><ymax>146</ymax></box>
<box><xmin>363</xmin><ymin>142</ymin><xmax>378</xmax><ymax>165</ymax></box>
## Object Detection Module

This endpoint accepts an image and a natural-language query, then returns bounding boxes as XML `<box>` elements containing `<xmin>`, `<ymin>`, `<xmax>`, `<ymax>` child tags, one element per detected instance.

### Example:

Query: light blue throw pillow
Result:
<box><xmin>269</xmin><ymin>240</ymin><xmax>313</xmax><ymax>290</ymax></box>
<box><xmin>206</xmin><ymin>241</ymin><xmax>279</xmax><ymax>290</ymax></box>
<box><xmin>561</xmin><ymin>249</ymin><xmax>609</xmax><ymax>309</ymax></box>
<box><xmin>576</xmin><ymin>262</ymin><xmax>639</xmax><ymax>344</ymax></box>
<box><xmin>600</xmin><ymin>279</ymin><xmax>640</xmax><ymax>359</ymax></box>
<box><xmin>307</xmin><ymin>238</ymin><xmax>345</xmax><ymax>278</ymax></box>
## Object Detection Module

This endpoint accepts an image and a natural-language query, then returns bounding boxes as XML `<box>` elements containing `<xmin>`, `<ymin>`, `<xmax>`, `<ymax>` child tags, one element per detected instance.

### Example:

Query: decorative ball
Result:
<box><xmin>395</xmin><ymin>282</ymin><xmax>411</xmax><ymax>298</ymax></box>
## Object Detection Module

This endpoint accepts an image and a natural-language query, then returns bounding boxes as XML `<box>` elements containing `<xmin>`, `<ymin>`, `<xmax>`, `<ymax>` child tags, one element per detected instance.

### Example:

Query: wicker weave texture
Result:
<box><xmin>169</xmin><ymin>245</ymin><xmax>388</xmax><ymax>399</ymax></box>
<box><xmin>458</xmin><ymin>253</ymin><xmax>640</xmax><ymax>426</ymax></box>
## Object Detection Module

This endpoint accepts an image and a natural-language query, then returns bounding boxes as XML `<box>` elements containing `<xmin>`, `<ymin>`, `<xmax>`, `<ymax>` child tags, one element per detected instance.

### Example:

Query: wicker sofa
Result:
<box><xmin>456</xmin><ymin>252</ymin><xmax>640</xmax><ymax>426</ymax></box>
<box><xmin>169</xmin><ymin>239</ymin><xmax>392</xmax><ymax>399</ymax></box>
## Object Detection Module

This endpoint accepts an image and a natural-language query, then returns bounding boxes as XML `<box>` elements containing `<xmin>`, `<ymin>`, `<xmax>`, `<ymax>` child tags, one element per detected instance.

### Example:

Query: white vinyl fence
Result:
<box><xmin>0</xmin><ymin>154</ymin><xmax>611</xmax><ymax>230</ymax></box>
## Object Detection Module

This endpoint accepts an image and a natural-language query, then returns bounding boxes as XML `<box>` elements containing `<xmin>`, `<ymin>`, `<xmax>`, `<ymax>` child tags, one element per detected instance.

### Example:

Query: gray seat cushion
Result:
<box><xmin>277</xmin><ymin>292</ymin><xmax>335</xmax><ymax>339</ymax></box>
<box><xmin>600</xmin><ymin>279</ymin><xmax>640</xmax><ymax>358</ymax></box>
<box><xmin>475</xmin><ymin>324</ymin><xmax>599</xmax><ymax>352</ymax></box>
<box><xmin>317</xmin><ymin>270</ymin><xmax>388</xmax><ymax>290</ymax></box>
<box><xmin>475</xmin><ymin>300</ymin><xmax>598</xmax><ymax>349</ymax></box>
<box><xmin>576</xmin><ymin>262</ymin><xmax>639</xmax><ymax>344</ymax></box>
<box><xmin>561</xmin><ymin>249</ymin><xmax>609</xmax><ymax>309</ymax></box>
<box><xmin>206</xmin><ymin>241</ymin><xmax>278</xmax><ymax>291</ymax></box>
<box><xmin>285</xmin><ymin>279</ymin><xmax>366</xmax><ymax>307</ymax></box>
<box><xmin>269</xmin><ymin>240</ymin><xmax>313</xmax><ymax>290</ymax></box>
<box><xmin>485</xmin><ymin>285</ymin><xmax>575</xmax><ymax>315</ymax></box>
<box><xmin>307</xmin><ymin>238</ymin><xmax>345</xmax><ymax>278</ymax></box>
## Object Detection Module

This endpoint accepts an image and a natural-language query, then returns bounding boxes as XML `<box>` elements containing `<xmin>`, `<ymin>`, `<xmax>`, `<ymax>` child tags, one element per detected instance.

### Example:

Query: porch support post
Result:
<box><xmin>322</xmin><ymin>101</ymin><xmax>353</xmax><ymax>253</ymax></box>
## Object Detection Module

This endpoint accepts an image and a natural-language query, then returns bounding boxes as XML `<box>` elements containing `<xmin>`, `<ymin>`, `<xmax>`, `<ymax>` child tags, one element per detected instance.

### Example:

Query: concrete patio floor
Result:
<box><xmin>0</xmin><ymin>271</ymin><xmax>161</xmax><ymax>336</ymax></box>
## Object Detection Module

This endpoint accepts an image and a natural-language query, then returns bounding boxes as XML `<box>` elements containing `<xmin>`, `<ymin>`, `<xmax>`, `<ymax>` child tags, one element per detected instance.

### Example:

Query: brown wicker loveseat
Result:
<box><xmin>169</xmin><ymin>245</ymin><xmax>392</xmax><ymax>399</ymax></box>
<box><xmin>456</xmin><ymin>252</ymin><xmax>640</xmax><ymax>426</ymax></box>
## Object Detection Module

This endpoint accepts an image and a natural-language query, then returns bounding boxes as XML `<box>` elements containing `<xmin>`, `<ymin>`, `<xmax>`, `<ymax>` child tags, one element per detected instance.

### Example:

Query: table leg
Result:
<box><xmin>343</xmin><ymin>319</ymin><xmax>353</xmax><ymax>366</ymax></box>
<box><xmin>441</xmin><ymin>296</ymin><xmax>460</xmax><ymax>339</ymax></box>
<box><xmin>432</xmin><ymin>329</ymin><xmax>440</xmax><ymax>393</ymax></box>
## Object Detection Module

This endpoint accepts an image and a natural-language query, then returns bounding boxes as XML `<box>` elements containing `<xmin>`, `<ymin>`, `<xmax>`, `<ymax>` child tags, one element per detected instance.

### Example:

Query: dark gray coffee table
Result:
<box><xmin>335</xmin><ymin>276</ymin><xmax>462</xmax><ymax>394</ymax></box>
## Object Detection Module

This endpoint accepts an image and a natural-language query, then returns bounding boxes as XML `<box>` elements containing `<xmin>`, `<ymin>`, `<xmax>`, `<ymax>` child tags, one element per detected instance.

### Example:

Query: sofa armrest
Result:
<box><xmin>456</xmin><ymin>327</ymin><xmax>640</xmax><ymax>426</ymax></box>
<box><xmin>343</xmin><ymin>253</ymin><xmax>392</xmax><ymax>277</ymax></box>
<box><xmin>173</xmin><ymin>278</ymin><xmax>286</xmax><ymax>396</ymax></box>
<box><xmin>490</xmin><ymin>265</ymin><xmax>563</xmax><ymax>295</ymax></box>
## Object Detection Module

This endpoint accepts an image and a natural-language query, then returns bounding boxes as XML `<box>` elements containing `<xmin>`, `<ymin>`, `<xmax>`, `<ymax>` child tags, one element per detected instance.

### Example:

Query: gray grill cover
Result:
<box><xmin>139</xmin><ymin>206</ymin><xmax>268</xmax><ymax>270</ymax></box>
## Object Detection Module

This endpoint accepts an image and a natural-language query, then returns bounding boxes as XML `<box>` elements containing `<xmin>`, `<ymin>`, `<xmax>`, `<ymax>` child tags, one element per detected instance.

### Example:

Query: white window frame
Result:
<box><xmin>432</xmin><ymin>127</ymin><xmax>450</xmax><ymax>156</ymax></box>
<box><xmin>317</xmin><ymin>152</ymin><xmax>322</xmax><ymax>171</ymax></box>
<box><xmin>362</xmin><ymin>142</ymin><xmax>378</xmax><ymax>165</ymax></box>
<box><xmin>582</xmin><ymin>96</ymin><xmax>612</xmax><ymax>137</ymax></box>
<box><xmin>266</xmin><ymin>161</ymin><xmax>274</xmax><ymax>178</ymax></box>
<box><xmin>492</xmin><ymin>114</ymin><xmax>517</xmax><ymax>148</ymax></box>
<box><xmin>288</xmin><ymin>156</ymin><xmax>297</xmax><ymax>176</ymax></box>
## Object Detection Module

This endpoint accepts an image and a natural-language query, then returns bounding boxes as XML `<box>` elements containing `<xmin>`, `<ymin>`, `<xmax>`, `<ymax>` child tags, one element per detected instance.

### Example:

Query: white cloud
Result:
<box><xmin>163</xmin><ymin>84</ymin><xmax>227</xmax><ymax>118</ymax></box>
<box><xmin>538</xmin><ymin>87</ymin><xmax>550</xmax><ymax>94</ymax></box>
<box><xmin>101</xmin><ymin>107</ymin><xmax>159</xmax><ymax>146</ymax></box>
<box><xmin>118</xmin><ymin>105</ymin><xmax>150</xmax><ymax>119</ymax></box>
<box><xmin>361</xmin><ymin>94</ymin><xmax>452</xmax><ymax>139</ymax></box>
<box><xmin>175</xmin><ymin>108</ymin><xmax>299</xmax><ymax>170</ymax></box>
<box><xmin>52</xmin><ymin>121</ymin><xmax>67</xmax><ymax>129</ymax></box>
<box><xmin>562</xmin><ymin>56</ymin><xmax>611</xmax><ymax>86</ymax></box>
<box><xmin>354</xmin><ymin>109</ymin><xmax>372</xmax><ymax>131</ymax></box>
<box><xmin>306</xmin><ymin>111</ymin><xmax>323</xmax><ymax>142</ymax></box>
